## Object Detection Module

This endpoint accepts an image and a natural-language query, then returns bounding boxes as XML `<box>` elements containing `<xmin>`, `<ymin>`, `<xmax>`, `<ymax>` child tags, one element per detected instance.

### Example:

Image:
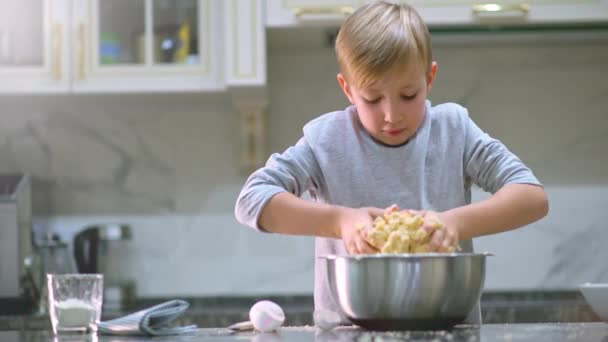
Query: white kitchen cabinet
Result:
<box><xmin>0</xmin><ymin>0</ymin><xmax>224</xmax><ymax>94</ymax></box>
<box><xmin>0</xmin><ymin>0</ymin><xmax>70</xmax><ymax>93</ymax></box>
<box><xmin>225</xmin><ymin>0</ymin><xmax>266</xmax><ymax>87</ymax></box>
<box><xmin>225</xmin><ymin>0</ymin><xmax>269</xmax><ymax>172</ymax></box>
<box><xmin>266</xmin><ymin>0</ymin><xmax>365</xmax><ymax>27</ymax></box>
<box><xmin>71</xmin><ymin>0</ymin><xmax>224</xmax><ymax>93</ymax></box>
<box><xmin>409</xmin><ymin>1</ymin><xmax>608</xmax><ymax>26</ymax></box>
<box><xmin>267</xmin><ymin>0</ymin><xmax>608</xmax><ymax>28</ymax></box>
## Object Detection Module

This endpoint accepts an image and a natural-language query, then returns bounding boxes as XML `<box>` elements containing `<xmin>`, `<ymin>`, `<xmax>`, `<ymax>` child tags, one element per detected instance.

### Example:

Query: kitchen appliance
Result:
<box><xmin>73</xmin><ymin>224</ymin><xmax>135</xmax><ymax>310</ymax></box>
<box><xmin>322</xmin><ymin>253</ymin><xmax>491</xmax><ymax>330</ymax></box>
<box><xmin>0</xmin><ymin>174</ymin><xmax>33</xmax><ymax>314</ymax></box>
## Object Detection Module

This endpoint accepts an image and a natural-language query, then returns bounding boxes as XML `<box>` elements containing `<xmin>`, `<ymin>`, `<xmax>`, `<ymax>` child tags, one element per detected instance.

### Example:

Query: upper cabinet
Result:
<box><xmin>225</xmin><ymin>0</ymin><xmax>266</xmax><ymax>87</ymax></box>
<box><xmin>0</xmin><ymin>0</ymin><xmax>70</xmax><ymax>93</ymax></box>
<box><xmin>72</xmin><ymin>0</ymin><xmax>223</xmax><ymax>93</ymax></box>
<box><xmin>409</xmin><ymin>0</ymin><xmax>608</xmax><ymax>26</ymax></box>
<box><xmin>266</xmin><ymin>0</ymin><xmax>363</xmax><ymax>27</ymax></box>
<box><xmin>0</xmin><ymin>0</ymin><xmax>223</xmax><ymax>94</ymax></box>
<box><xmin>266</xmin><ymin>0</ymin><xmax>608</xmax><ymax>27</ymax></box>
<box><xmin>2</xmin><ymin>1</ymin><xmax>606</xmax><ymax>94</ymax></box>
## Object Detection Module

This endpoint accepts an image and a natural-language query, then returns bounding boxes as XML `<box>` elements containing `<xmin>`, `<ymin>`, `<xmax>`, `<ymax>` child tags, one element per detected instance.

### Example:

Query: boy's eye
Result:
<box><xmin>401</xmin><ymin>93</ymin><xmax>418</xmax><ymax>101</ymax></box>
<box><xmin>363</xmin><ymin>97</ymin><xmax>381</xmax><ymax>104</ymax></box>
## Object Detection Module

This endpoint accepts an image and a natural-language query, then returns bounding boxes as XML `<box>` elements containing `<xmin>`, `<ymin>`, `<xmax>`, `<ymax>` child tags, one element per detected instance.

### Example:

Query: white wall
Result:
<box><xmin>2</xmin><ymin>34</ymin><xmax>607</xmax><ymax>296</ymax></box>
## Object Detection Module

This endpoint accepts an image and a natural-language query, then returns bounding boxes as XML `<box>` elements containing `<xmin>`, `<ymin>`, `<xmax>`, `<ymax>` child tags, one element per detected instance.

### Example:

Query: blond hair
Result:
<box><xmin>335</xmin><ymin>1</ymin><xmax>432</xmax><ymax>89</ymax></box>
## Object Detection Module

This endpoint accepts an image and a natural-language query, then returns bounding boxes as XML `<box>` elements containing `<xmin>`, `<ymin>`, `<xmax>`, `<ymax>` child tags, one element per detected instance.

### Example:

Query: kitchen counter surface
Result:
<box><xmin>1</xmin><ymin>291</ymin><xmax>601</xmax><ymax>331</ymax></box>
<box><xmin>1</xmin><ymin>323</ymin><xmax>607</xmax><ymax>342</ymax></box>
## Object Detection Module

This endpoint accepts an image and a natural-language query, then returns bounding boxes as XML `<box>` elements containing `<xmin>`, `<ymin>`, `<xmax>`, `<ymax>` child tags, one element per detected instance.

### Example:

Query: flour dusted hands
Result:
<box><xmin>420</xmin><ymin>210</ymin><xmax>460</xmax><ymax>253</ymax></box>
<box><xmin>359</xmin><ymin>205</ymin><xmax>460</xmax><ymax>253</ymax></box>
<box><xmin>337</xmin><ymin>207</ymin><xmax>384</xmax><ymax>255</ymax></box>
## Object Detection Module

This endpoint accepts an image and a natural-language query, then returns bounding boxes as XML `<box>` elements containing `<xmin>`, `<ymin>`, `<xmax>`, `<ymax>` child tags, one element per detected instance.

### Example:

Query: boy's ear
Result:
<box><xmin>337</xmin><ymin>73</ymin><xmax>355</xmax><ymax>104</ymax></box>
<box><xmin>426</xmin><ymin>61</ymin><xmax>438</xmax><ymax>93</ymax></box>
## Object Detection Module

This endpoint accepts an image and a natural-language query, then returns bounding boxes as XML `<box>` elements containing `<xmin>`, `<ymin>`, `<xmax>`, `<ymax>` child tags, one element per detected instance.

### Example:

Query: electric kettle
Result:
<box><xmin>73</xmin><ymin>224</ymin><xmax>135</xmax><ymax>310</ymax></box>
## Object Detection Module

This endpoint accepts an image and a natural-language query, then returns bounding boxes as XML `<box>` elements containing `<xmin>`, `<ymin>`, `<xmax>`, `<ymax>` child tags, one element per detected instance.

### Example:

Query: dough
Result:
<box><xmin>358</xmin><ymin>208</ymin><xmax>459</xmax><ymax>254</ymax></box>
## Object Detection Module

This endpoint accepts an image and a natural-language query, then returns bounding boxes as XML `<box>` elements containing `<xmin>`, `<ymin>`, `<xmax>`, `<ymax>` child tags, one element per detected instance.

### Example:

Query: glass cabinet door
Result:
<box><xmin>152</xmin><ymin>0</ymin><xmax>200</xmax><ymax>66</ymax></box>
<box><xmin>74</xmin><ymin>0</ymin><xmax>219</xmax><ymax>92</ymax></box>
<box><xmin>93</xmin><ymin>0</ymin><xmax>204</xmax><ymax>67</ymax></box>
<box><xmin>97</xmin><ymin>0</ymin><xmax>145</xmax><ymax>65</ymax></box>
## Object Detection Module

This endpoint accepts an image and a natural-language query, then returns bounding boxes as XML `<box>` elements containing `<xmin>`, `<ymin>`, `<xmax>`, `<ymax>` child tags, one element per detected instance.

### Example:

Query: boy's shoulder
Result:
<box><xmin>302</xmin><ymin>106</ymin><xmax>355</xmax><ymax>143</ymax></box>
<box><xmin>304</xmin><ymin>107</ymin><xmax>353</xmax><ymax>129</ymax></box>
<box><xmin>428</xmin><ymin>101</ymin><xmax>471</xmax><ymax>127</ymax></box>
<box><xmin>429</xmin><ymin>101</ymin><xmax>468</xmax><ymax>119</ymax></box>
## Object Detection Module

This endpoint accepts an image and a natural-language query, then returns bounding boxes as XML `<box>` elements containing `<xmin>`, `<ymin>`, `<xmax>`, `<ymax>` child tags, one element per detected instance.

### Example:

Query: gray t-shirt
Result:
<box><xmin>235</xmin><ymin>100</ymin><xmax>541</xmax><ymax>324</ymax></box>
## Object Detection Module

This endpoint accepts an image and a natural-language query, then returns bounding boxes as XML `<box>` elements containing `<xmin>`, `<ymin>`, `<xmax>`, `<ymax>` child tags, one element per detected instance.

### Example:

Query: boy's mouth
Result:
<box><xmin>384</xmin><ymin>128</ymin><xmax>406</xmax><ymax>136</ymax></box>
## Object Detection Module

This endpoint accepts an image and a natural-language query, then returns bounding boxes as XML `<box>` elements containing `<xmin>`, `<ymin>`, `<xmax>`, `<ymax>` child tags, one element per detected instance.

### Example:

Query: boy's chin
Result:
<box><xmin>378</xmin><ymin>133</ymin><xmax>411</xmax><ymax>146</ymax></box>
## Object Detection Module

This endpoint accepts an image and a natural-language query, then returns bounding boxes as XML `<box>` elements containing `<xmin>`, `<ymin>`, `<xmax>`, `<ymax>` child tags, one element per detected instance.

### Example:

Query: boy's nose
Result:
<box><xmin>384</xmin><ymin>106</ymin><xmax>402</xmax><ymax>123</ymax></box>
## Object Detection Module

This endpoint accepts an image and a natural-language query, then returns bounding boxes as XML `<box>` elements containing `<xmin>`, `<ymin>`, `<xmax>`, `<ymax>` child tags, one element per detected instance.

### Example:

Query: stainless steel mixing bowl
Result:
<box><xmin>322</xmin><ymin>253</ymin><xmax>491</xmax><ymax>330</ymax></box>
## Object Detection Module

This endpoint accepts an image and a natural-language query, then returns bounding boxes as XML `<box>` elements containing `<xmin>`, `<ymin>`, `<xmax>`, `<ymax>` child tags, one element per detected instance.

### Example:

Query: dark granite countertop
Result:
<box><xmin>0</xmin><ymin>323</ymin><xmax>607</xmax><ymax>341</ymax></box>
<box><xmin>1</xmin><ymin>291</ymin><xmax>601</xmax><ymax>331</ymax></box>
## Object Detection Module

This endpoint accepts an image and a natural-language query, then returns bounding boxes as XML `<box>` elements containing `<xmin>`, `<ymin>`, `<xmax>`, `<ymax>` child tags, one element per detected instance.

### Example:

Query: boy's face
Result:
<box><xmin>338</xmin><ymin>61</ymin><xmax>438</xmax><ymax>146</ymax></box>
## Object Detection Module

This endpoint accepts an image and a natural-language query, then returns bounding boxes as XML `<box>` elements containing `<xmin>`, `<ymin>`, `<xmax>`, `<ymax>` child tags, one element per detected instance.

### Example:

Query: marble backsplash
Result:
<box><xmin>2</xmin><ymin>37</ymin><xmax>608</xmax><ymax>296</ymax></box>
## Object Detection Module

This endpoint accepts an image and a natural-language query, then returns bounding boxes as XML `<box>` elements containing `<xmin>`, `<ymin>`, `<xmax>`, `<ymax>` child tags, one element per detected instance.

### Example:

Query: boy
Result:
<box><xmin>235</xmin><ymin>1</ymin><xmax>548</xmax><ymax>325</ymax></box>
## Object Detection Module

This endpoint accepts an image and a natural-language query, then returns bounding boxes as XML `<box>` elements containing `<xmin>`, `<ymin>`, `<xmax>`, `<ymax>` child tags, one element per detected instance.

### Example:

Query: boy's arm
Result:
<box><xmin>235</xmin><ymin>137</ymin><xmax>324</xmax><ymax>233</ymax></box>
<box><xmin>259</xmin><ymin>192</ymin><xmax>382</xmax><ymax>255</ymax></box>
<box><xmin>235</xmin><ymin>137</ymin><xmax>380</xmax><ymax>253</ymax></box>
<box><xmin>453</xmin><ymin>109</ymin><xmax>549</xmax><ymax>240</ymax></box>
<box><xmin>258</xmin><ymin>192</ymin><xmax>341</xmax><ymax>238</ymax></box>
<box><xmin>442</xmin><ymin>183</ymin><xmax>548</xmax><ymax>241</ymax></box>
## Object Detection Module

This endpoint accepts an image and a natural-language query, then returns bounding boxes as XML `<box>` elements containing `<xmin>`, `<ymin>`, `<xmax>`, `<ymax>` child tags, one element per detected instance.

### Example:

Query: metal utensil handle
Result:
<box><xmin>472</xmin><ymin>3</ymin><xmax>529</xmax><ymax>15</ymax></box>
<box><xmin>226</xmin><ymin>320</ymin><xmax>254</xmax><ymax>331</ymax></box>
<box><xmin>293</xmin><ymin>6</ymin><xmax>354</xmax><ymax>18</ymax></box>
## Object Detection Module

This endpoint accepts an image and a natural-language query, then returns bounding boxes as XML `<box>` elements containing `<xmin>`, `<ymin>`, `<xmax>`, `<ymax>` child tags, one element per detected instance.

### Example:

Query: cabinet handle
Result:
<box><xmin>52</xmin><ymin>23</ymin><xmax>62</xmax><ymax>80</ymax></box>
<box><xmin>293</xmin><ymin>6</ymin><xmax>354</xmax><ymax>18</ymax></box>
<box><xmin>472</xmin><ymin>3</ymin><xmax>529</xmax><ymax>16</ymax></box>
<box><xmin>78</xmin><ymin>23</ymin><xmax>86</xmax><ymax>80</ymax></box>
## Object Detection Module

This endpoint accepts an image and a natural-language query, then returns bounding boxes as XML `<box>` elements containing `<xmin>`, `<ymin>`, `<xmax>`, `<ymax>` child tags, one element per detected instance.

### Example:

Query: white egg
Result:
<box><xmin>313</xmin><ymin>309</ymin><xmax>341</xmax><ymax>330</ymax></box>
<box><xmin>249</xmin><ymin>300</ymin><xmax>285</xmax><ymax>333</ymax></box>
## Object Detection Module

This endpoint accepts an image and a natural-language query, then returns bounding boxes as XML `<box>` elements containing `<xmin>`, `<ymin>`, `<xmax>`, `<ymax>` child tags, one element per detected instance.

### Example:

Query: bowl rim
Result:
<box><xmin>318</xmin><ymin>252</ymin><xmax>493</xmax><ymax>260</ymax></box>
<box><xmin>579</xmin><ymin>282</ymin><xmax>608</xmax><ymax>289</ymax></box>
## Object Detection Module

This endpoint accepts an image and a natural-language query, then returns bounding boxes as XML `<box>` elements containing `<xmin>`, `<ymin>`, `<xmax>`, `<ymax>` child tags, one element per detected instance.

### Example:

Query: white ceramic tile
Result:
<box><xmin>474</xmin><ymin>186</ymin><xmax>608</xmax><ymax>290</ymax></box>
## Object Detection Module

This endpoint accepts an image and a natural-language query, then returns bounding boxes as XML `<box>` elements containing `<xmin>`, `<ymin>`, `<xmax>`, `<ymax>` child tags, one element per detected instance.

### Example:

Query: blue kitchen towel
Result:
<box><xmin>98</xmin><ymin>299</ymin><xmax>198</xmax><ymax>336</ymax></box>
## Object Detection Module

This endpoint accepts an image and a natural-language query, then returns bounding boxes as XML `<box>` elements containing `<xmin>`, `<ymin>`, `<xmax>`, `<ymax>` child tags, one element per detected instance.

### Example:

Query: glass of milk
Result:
<box><xmin>47</xmin><ymin>274</ymin><xmax>104</xmax><ymax>335</ymax></box>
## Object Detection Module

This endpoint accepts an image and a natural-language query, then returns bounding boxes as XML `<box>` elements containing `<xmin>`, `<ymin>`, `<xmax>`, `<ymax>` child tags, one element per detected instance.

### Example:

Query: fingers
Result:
<box><xmin>385</xmin><ymin>204</ymin><xmax>400</xmax><ymax>214</ymax></box>
<box><xmin>345</xmin><ymin>232</ymin><xmax>378</xmax><ymax>255</ymax></box>
<box><xmin>428</xmin><ymin>228</ymin><xmax>445</xmax><ymax>252</ymax></box>
<box><xmin>345</xmin><ymin>241</ymin><xmax>356</xmax><ymax>255</ymax></box>
<box><xmin>428</xmin><ymin>227</ymin><xmax>458</xmax><ymax>252</ymax></box>
<box><xmin>365</xmin><ymin>207</ymin><xmax>383</xmax><ymax>218</ymax></box>
<box><xmin>443</xmin><ymin>228</ymin><xmax>457</xmax><ymax>252</ymax></box>
<box><xmin>356</xmin><ymin>235</ymin><xmax>378</xmax><ymax>254</ymax></box>
<box><xmin>369</xmin><ymin>204</ymin><xmax>403</xmax><ymax>218</ymax></box>
<box><xmin>421</xmin><ymin>221</ymin><xmax>435</xmax><ymax>235</ymax></box>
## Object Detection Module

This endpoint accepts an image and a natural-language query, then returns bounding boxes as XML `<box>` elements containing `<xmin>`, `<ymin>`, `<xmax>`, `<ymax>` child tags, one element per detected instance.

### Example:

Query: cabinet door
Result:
<box><xmin>0</xmin><ymin>0</ymin><xmax>69</xmax><ymax>93</ymax></box>
<box><xmin>267</xmin><ymin>0</ymin><xmax>608</xmax><ymax>27</ymax></box>
<box><xmin>409</xmin><ymin>1</ymin><xmax>608</xmax><ymax>26</ymax></box>
<box><xmin>72</xmin><ymin>0</ymin><xmax>223</xmax><ymax>93</ymax></box>
<box><xmin>225</xmin><ymin>0</ymin><xmax>266</xmax><ymax>87</ymax></box>
<box><xmin>266</xmin><ymin>0</ymin><xmax>364</xmax><ymax>27</ymax></box>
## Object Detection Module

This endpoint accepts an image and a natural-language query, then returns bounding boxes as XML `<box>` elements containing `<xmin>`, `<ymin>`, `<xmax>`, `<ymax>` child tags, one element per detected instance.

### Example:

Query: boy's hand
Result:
<box><xmin>336</xmin><ymin>207</ymin><xmax>383</xmax><ymax>255</ymax></box>
<box><xmin>417</xmin><ymin>210</ymin><xmax>460</xmax><ymax>253</ymax></box>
